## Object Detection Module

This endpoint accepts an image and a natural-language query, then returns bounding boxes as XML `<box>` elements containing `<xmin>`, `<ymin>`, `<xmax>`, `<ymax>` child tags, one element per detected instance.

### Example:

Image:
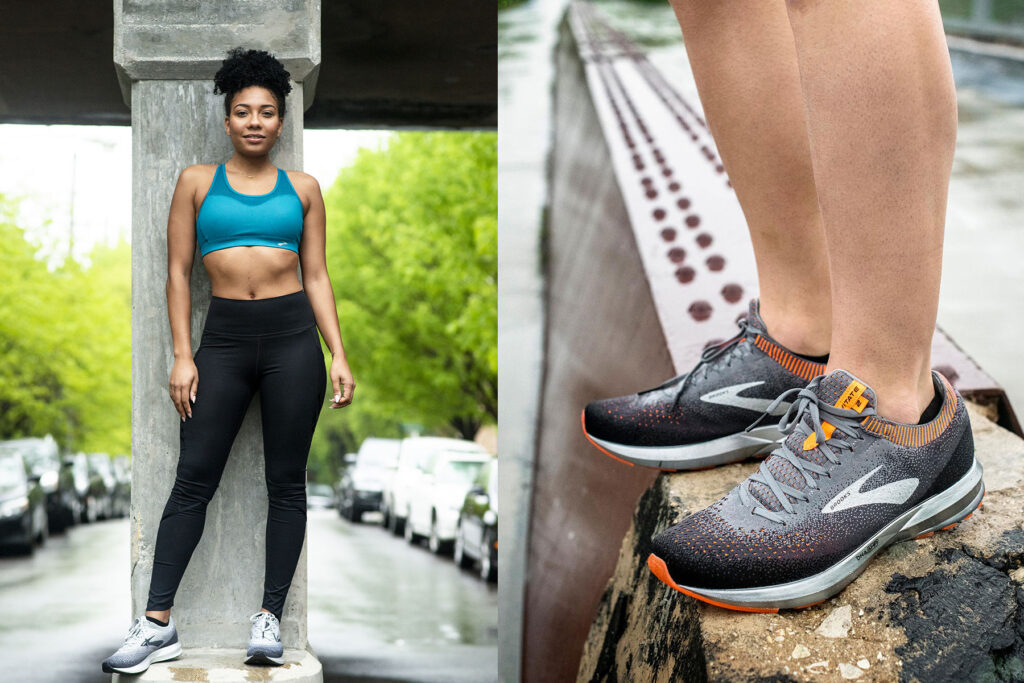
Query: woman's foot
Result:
<box><xmin>246</xmin><ymin>611</ymin><xmax>283</xmax><ymax>665</ymax></box>
<box><xmin>101</xmin><ymin>615</ymin><xmax>181</xmax><ymax>674</ymax></box>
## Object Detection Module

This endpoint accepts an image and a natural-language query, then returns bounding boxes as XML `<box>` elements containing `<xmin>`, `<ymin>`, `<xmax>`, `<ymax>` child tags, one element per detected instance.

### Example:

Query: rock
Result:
<box><xmin>815</xmin><ymin>605</ymin><xmax>853</xmax><ymax>639</ymax></box>
<box><xmin>575</xmin><ymin>402</ymin><xmax>1024</xmax><ymax>682</ymax></box>
<box><xmin>839</xmin><ymin>662</ymin><xmax>864</xmax><ymax>679</ymax></box>
<box><xmin>807</xmin><ymin>661</ymin><xmax>830</xmax><ymax>675</ymax></box>
<box><xmin>1011</xmin><ymin>566</ymin><xmax>1024</xmax><ymax>584</ymax></box>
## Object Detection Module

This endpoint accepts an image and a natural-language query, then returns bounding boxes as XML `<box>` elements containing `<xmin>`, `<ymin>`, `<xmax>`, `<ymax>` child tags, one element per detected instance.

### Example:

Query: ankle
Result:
<box><xmin>758</xmin><ymin>301</ymin><xmax>831</xmax><ymax>357</ymax></box>
<box><xmin>866</xmin><ymin>372</ymin><xmax>936</xmax><ymax>425</ymax></box>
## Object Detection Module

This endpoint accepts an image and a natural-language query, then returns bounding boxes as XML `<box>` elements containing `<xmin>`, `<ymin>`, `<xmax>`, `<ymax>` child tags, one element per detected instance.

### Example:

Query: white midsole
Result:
<box><xmin>676</xmin><ymin>458</ymin><xmax>985</xmax><ymax>608</ymax></box>
<box><xmin>111</xmin><ymin>641</ymin><xmax>182</xmax><ymax>674</ymax></box>
<box><xmin>588</xmin><ymin>424</ymin><xmax>782</xmax><ymax>469</ymax></box>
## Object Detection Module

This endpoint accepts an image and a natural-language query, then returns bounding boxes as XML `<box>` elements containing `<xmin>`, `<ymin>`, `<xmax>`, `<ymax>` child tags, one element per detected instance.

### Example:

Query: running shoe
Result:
<box><xmin>101</xmin><ymin>615</ymin><xmax>182</xmax><ymax>674</ymax></box>
<box><xmin>246</xmin><ymin>611</ymin><xmax>284</xmax><ymax>665</ymax></box>
<box><xmin>648</xmin><ymin>369</ymin><xmax>984</xmax><ymax>612</ymax></box>
<box><xmin>582</xmin><ymin>299</ymin><xmax>827</xmax><ymax>470</ymax></box>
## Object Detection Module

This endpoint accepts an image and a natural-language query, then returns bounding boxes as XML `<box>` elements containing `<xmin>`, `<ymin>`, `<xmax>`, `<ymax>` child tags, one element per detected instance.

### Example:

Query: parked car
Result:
<box><xmin>0</xmin><ymin>450</ymin><xmax>48</xmax><ymax>553</ymax></box>
<box><xmin>454</xmin><ymin>457</ymin><xmax>498</xmax><ymax>581</ymax></box>
<box><xmin>86</xmin><ymin>453</ymin><xmax>116</xmax><ymax>520</ymax></box>
<box><xmin>67</xmin><ymin>452</ymin><xmax>103</xmax><ymax>523</ymax></box>
<box><xmin>307</xmin><ymin>482</ymin><xmax>334</xmax><ymax>510</ymax></box>
<box><xmin>0</xmin><ymin>435</ymin><xmax>76</xmax><ymax>533</ymax></box>
<box><xmin>384</xmin><ymin>437</ymin><xmax>436</xmax><ymax>535</ymax></box>
<box><xmin>112</xmin><ymin>454</ymin><xmax>132</xmax><ymax>518</ymax></box>
<box><xmin>338</xmin><ymin>438</ymin><xmax>401</xmax><ymax>523</ymax></box>
<box><xmin>403</xmin><ymin>439</ymin><xmax>492</xmax><ymax>554</ymax></box>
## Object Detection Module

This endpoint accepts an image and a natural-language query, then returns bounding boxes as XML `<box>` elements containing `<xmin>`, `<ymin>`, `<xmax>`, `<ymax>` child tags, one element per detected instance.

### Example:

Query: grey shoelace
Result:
<box><xmin>250</xmin><ymin>611</ymin><xmax>278</xmax><ymax>640</ymax></box>
<box><xmin>665</xmin><ymin>317</ymin><xmax>756</xmax><ymax>410</ymax></box>
<box><xmin>122</xmin><ymin>617</ymin><xmax>156</xmax><ymax>647</ymax></box>
<box><xmin>740</xmin><ymin>381</ymin><xmax>876</xmax><ymax>524</ymax></box>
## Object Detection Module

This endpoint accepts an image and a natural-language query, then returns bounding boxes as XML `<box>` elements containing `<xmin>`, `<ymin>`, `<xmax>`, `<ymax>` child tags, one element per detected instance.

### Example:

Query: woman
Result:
<box><xmin>102</xmin><ymin>47</ymin><xmax>355</xmax><ymax>674</ymax></box>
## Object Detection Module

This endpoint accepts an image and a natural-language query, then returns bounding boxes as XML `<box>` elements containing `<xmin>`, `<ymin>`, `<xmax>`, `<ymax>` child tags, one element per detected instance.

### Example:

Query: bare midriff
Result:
<box><xmin>202</xmin><ymin>245</ymin><xmax>302</xmax><ymax>300</ymax></box>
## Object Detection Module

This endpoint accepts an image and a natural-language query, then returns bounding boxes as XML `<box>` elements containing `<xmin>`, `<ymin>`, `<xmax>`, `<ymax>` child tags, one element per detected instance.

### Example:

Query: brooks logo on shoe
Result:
<box><xmin>822</xmin><ymin>465</ymin><xmax>918</xmax><ymax>514</ymax></box>
<box><xmin>700</xmin><ymin>381</ymin><xmax>790</xmax><ymax>415</ymax></box>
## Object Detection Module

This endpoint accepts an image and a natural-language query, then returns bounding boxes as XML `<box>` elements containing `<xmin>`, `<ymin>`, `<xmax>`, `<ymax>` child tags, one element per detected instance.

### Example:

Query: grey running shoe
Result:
<box><xmin>649</xmin><ymin>369</ymin><xmax>984</xmax><ymax>612</ymax></box>
<box><xmin>582</xmin><ymin>299</ymin><xmax>827</xmax><ymax>470</ymax></box>
<box><xmin>246</xmin><ymin>611</ymin><xmax>283</xmax><ymax>665</ymax></box>
<box><xmin>101</xmin><ymin>615</ymin><xmax>181</xmax><ymax>674</ymax></box>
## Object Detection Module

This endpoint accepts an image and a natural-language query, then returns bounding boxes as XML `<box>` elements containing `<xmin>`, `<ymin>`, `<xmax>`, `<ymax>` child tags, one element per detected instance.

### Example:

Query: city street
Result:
<box><xmin>0</xmin><ymin>510</ymin><xmax>497</xmax><ymax>682</ymax></box>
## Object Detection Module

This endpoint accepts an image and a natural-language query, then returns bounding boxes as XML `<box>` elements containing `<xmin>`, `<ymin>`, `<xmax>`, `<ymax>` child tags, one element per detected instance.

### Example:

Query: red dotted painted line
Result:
<box><xmin>575</xmin><ymin>6</ymin><xmax>743</xmax><ymax>318</ymax></box>
<box><xmin>579</xmin><ymin>4</ymin><xmax>732</xmax><ymax>190</ymax></box>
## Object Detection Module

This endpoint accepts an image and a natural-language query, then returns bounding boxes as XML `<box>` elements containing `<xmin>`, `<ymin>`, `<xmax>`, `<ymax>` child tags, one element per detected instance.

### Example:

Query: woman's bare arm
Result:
<box><xmin>294</xmin><ymin>171</ymin><xmax>355</xmax><ymax>408</ymax></box>
<box><xmin>166</xmin><ymin>165</ymin><xmax>201</xmax><ymax>420</ymax></box>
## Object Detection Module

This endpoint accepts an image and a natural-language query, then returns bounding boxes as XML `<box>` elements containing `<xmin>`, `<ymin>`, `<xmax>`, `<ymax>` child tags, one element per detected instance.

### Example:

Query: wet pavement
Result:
<box><xmin>0</xmin><ymin>519</ymin><xmax>130</xmax><ymax>683</ymax></box>
<box><xmin>0</xmin><ymin>510</ymin><xmax>497</xmax><ymax>683</ymax></box>
<box><xmin>308</xmin><ymin>510</ymin><xmax>498</xmax><ymax>683</ymax></box>
<box><xmin>497</xmin><ymin>1</ymin><xmax>568</xmax><ymax>680</ymax></box>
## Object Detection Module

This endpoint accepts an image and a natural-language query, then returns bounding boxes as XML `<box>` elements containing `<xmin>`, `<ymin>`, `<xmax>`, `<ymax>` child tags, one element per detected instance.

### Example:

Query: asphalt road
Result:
<box><xmin>0</xmin><ymin>509</ymin><xmax>497</xmax><ymax>682</ymax></box>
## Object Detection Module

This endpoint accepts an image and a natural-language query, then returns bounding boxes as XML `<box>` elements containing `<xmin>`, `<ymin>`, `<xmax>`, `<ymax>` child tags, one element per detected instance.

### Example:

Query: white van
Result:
<box><xmin>402</xmin><ymin>440</ymin><xmax>492</xmax><ymax>554</ymax></box>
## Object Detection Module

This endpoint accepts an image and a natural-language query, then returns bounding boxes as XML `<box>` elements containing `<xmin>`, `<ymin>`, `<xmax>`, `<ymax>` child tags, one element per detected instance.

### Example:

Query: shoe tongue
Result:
<box><xmin>812</xmin><ymin>369</ymin><xmax>876</xmax><ymax>412</ymax></box>
<box><xmin>746</xmin><ymin>369</ymin><xmax>875</xmax><ymax>513</ymax></box>
<box><xmin>745</xmin><ymin>299</ymin><xmax>769</xmax><ymax>335</ymax></box>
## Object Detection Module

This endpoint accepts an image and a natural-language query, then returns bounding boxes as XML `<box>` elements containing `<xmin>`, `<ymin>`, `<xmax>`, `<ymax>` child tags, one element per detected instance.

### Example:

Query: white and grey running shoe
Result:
<box><xmin>246</xmin><ymin>611</ymin><xmax>284</xmax><ymax>665</ymax></box>
<box><xmin>101</xmin><ymin>615</ymin><xmax>181</xmax><ymax>674</ymax></box>
<box><xmin>649</xmin><ymin>369</ymin><xmax>984</xmax><ymax>611</ymax></box>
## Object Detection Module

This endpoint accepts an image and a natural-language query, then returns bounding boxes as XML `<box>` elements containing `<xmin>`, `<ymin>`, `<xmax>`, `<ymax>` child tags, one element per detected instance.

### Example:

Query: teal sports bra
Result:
<box><xmin>195</xmin><ymin>163</ymin><xmax>303</xmax><ymax>258</ymax></box>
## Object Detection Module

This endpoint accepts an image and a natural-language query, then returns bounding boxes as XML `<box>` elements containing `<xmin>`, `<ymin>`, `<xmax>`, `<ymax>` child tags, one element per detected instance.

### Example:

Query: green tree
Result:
<box><xmin>0</xmin><ymin>199</ymin><xmax>131</xmax><ymax>455</ymax></box>
<box><xmin>308</xmin><ymin>132</ymin><xmax>497</xmax><ymax>482</ymax></box>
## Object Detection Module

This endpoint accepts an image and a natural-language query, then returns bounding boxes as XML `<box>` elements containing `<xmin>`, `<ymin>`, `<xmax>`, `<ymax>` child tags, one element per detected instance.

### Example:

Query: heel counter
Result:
<box><xmin>923</xmin><ymin>398</ymin><xmax>975</xmax><ymax>499</ymax></box>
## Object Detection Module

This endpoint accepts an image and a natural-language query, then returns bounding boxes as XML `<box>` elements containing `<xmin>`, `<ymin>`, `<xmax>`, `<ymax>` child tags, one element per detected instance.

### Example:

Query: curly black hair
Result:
<box><xmin>213</xmin><ymin>47</ymin><xmax>293</xmax><ymax>120</ymax></box>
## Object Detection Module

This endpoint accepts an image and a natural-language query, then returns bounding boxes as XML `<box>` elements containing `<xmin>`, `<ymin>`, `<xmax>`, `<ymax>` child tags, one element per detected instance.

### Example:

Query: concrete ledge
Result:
<box><xmin>576</xmin><ymin>403</ymin><xmax>1024</xmax><ymax>682</ymax></box>
<box><xmin>111</xmin><ymin>648</ymin><xmax>322</xmax><ymax>683</ymax></box>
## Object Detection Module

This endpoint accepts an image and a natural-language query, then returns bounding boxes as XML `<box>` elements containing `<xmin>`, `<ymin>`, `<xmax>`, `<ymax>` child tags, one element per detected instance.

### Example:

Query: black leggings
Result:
<box><xmin>147</xmin><ymin>289</ymin><xmax>327</xmax><ymax>620</ymax></box>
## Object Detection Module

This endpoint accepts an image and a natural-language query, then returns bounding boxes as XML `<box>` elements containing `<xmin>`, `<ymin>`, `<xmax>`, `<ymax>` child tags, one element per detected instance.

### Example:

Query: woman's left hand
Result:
<box><xmin>329</xmin><ymin>355</ymin><xmax>355</xmax><ymax>409</ymax></box>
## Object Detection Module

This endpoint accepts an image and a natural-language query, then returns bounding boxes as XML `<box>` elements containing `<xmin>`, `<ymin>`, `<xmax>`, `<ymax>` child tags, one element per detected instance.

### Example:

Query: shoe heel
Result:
<box><xmin>911</xmin><ymin>488</ymin><xmax>984</xmax><ymax>539</ymax></box>
<box><xmin>151</xmin><ymin>641</ymin><xmax>183</xmax><ymax>664</ymax></box>
<box><xmin>897</xmin><ymin>460</ymin><xmax>984</xmax><ymax>541</ymax></box>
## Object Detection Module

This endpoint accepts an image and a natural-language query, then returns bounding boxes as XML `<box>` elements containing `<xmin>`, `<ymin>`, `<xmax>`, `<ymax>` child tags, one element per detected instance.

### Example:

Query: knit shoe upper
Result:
<box><xmin>650</xmin><ymin>369</ymin><xmax>978</xmax><ymax>600</ymax></box>
<box><xmin>583</xmin><ymin>299</ymin><xmax>827</xmax><ymax>458</ymax></box>
<box><xmin>101</xmin><ymin>616</ymin><xmax>181</xmax><ymax>674</ymax></box>
<box><xmin>247</xmin><ymin>611</ymin><xmax>284</xmax><ymax>664</ymax></box>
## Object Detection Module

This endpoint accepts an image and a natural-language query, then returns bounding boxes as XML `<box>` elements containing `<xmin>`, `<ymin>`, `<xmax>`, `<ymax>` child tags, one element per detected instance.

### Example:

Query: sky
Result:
<box><xmin>0</xmin><ymin>124</ymin><xmax>391</xmax><ymax>269</ymax></box>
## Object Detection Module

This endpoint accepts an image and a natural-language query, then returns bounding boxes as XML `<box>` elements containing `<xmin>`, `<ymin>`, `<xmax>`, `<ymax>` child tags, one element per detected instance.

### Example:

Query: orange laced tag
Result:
<box><xmin>803</xmin><ymin>381</ymin><xmax>869</xmax><ymax>450</ymax></box>
<box><xmin>803</xmin><ymin>421</ymin><xmax>836</xmax><ymax>450</ymax></box>
<box><xmin>835</xmin><ymin>381</ymin><xmax>869</xmax><ymax>413</ymax></box>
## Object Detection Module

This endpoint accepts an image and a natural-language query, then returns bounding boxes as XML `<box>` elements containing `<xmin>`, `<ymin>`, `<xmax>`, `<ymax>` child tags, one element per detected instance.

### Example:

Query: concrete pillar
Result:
<box><xmin>114</xmin><ymin>2</ymin><xmax>322</xmax><ymax>679</ymax></box>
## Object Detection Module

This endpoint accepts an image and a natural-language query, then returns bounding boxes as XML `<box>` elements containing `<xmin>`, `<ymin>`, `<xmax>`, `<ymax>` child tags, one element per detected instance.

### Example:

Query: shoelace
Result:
<box><xmin>662</xmin><ymin>317</ymin><xmax>756</xmax><ymax>410</ymax></box>
<box><xmin>739</xmin><ymin>379</ymin><xmax>876</xmax><ymax>524</ymax></box>
<box><xmin>250</xmin><ymin>611</ymin><xmax>278</xmax><ymax>640</ymax></box>
<box><xmin>122</xmin><ymin>617</ymin><xmax>155</xmax><ymax>648</ymax></box>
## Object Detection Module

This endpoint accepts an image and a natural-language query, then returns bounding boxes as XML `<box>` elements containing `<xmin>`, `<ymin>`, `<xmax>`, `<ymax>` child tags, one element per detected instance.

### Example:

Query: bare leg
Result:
<box><xmin>667</xmin><ymin>0</ymin><xmax>831</xmax><ymax>356</ymax></box>
<box><xmin>145</xmin><ymin>609</ymin><xmax>170</xmax><ymax>621</ymax></box>
<box><xmin>784</xmin><ymin>0</ymin><xmax>956</xmax><ymax>422</ymax></box>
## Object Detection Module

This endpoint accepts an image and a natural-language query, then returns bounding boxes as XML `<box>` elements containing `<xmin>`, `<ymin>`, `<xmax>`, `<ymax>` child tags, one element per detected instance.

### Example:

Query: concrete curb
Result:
<box><xmin>111</xmin><ymin>647</ymin><xmax>323</xmax><ymax>682</ymax></box>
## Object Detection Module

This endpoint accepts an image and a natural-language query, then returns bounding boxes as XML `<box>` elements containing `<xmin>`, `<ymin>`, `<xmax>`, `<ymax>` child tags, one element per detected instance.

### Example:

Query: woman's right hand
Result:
<box><xmin>169</xmin><ymin>357</ymin><xmax>199</xmax><ymax>421</ymax></box>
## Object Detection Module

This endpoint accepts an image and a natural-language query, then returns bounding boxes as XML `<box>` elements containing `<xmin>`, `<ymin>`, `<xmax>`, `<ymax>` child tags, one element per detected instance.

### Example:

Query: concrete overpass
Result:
<box><xmin>0</xmin><ymin>0</ymin><xmax>495</xmax><ymax>129</ymax></box>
